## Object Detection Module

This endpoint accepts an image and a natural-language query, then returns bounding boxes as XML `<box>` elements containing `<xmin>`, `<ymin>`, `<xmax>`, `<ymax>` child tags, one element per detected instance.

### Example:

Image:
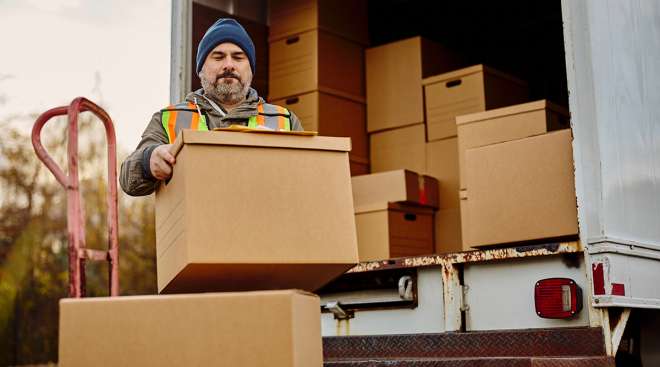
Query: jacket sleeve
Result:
<box><xmin>289</xmin><ymin>110</ymin><xmax>304</xmax><ymax>131</ymax></box>
<box><xmin>119</xmin><ymin>111</ymin><xmax>169</xmax><ymax>196</ymax></box>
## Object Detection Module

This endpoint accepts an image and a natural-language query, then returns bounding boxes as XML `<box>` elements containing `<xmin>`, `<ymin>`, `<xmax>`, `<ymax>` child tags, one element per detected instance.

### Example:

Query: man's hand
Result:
<box><xmin>150</xmin><ymin>144</ymin><xmax>176</xmax><ymax>180</ymax></box>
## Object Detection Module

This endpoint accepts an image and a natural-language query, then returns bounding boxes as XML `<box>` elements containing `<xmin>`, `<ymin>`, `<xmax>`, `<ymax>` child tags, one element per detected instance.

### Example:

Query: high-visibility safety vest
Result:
<box><xmin>160</xmin><ymin>101</ymin><xmax>292</xmax><ymax>144</ymax></box>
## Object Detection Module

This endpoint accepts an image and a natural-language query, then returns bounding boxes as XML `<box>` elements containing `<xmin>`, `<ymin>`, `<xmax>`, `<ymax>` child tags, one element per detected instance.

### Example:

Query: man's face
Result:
<box><xmin>199</xmin><ymin>42</ymin><xmax>253</xmax><ymax>105</ymax></box>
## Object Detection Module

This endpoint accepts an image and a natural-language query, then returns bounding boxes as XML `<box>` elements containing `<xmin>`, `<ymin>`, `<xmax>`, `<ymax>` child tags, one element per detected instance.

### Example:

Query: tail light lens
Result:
<box><xmin>534</xmin><ymin>278</ymin><xmax>582</xmax><ymax>319</ymax></box>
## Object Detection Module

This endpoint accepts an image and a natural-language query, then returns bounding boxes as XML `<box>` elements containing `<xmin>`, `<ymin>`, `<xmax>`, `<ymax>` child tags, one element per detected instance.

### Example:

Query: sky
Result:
<box><xmin>0</xmin><ymin>0</ymin><xmax>171</xmax><ymax>152</ymax></box>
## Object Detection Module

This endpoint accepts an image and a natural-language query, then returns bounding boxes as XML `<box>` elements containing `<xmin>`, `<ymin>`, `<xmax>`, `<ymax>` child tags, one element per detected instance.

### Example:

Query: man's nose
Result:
<box><xmin>221</xmin><ymin>57</ymin><xmax>236</xmax><ymax>72</ymax></box>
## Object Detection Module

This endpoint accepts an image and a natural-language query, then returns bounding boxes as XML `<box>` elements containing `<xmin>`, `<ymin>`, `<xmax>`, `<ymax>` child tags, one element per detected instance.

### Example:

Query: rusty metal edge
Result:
<box><xmin>348</xmin><ymin>241</ymin><xmax>583</xmax><ymax>273</ymax></box>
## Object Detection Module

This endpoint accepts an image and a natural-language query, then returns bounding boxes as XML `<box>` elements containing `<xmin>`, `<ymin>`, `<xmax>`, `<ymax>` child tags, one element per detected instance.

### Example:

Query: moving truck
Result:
<box><xmin>169</xmin><ymin>1</ymin><xmax>660</xmax><ymax>365</ymax></box>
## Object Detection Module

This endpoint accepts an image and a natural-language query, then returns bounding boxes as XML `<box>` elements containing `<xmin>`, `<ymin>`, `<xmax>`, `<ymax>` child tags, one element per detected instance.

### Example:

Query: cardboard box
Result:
<box><xmin>355</xmin><ymin>203</ymin><xmax>435</xmax><ymax>261</ymax></box>
<box><xmin>435</xmin><ymin>207</ymin><xmax>463</xmax><ymax>254</ymax></box>
<box><xmin>155</xmin><ymin>130</ymin><xmax>358</xmax><ymax>293</ymax></box>
<box><xmin>458</xmin><ymin>190</ymin><xmax>469</xmax><ymax>251</ymax></box>
<box><xmin>424</xmin><ymin>137</ymin><xmax>460</xmax><ymax>210</ymax></box>
<box><xmin>366</xmin><ymin>37</ymin><xmax>465</xmax><ymax>132</ymax></box>
<box><xmin>269</xmin><ymin>29</ymin><xmax>364</xmax><ymax>101</ymax></box>
<box><xmin>464</xmin><ymin>129</ymin><xmax>578</xmax><ymax>247</ymax></box>
<box><xmin>370</xmin><ymin>123</ymin><xmax>426</xmax><ymax>174</ymax></box>
<box><xmin>268</xmin><ymin>0</ymin><xmax>368</xmax><ymax>45</ymax></box>
<box><xmin>271</xmin><ymin>91</ymin><xmax>367</xmax><ymax>162</ymax></box>
<box><xmin>352</xmin><ymin>170</ymin><xmax>439</xmax><ymax>209</ymax></box>
<box><xmin>423</xmin><ymin>65</ymin><xmax>529</xmax><ymax>141</ymax></box>
<box><xmin>456</xmin><ymin>100</ymin><xmax>570</xmax><ymax>189</ymax></box>
<box><xmin>59</xmin><ymin>290</ymin><xmax>322</xmax><ymax>367</ymax></box>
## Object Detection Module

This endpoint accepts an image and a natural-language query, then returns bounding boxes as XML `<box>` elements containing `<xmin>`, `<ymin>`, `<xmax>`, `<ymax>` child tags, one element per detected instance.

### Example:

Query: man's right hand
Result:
<box><xmin>150</xmin><ymin>144</ymin><xmax>176</xmax><ymax>180</ymax></box>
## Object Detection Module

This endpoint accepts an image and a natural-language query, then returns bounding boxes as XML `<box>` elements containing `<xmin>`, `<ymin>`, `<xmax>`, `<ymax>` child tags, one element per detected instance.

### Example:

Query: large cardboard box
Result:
<box><xmin>456</xmin><ymin>100</ymin><xmax>570</xmax><ymax>189</ymax></box>
<box><xmin>435</xmin><ymin>207</ymin><xmax>463</xmax><ymax>254</ymax></box>
<box><xmin>370</xmin><ymin>123</ymin><xmax>426</xmax><ymax>174</ymax></box>
<box><xmin>268</xmin><ymin>0</ymin><xmax>368</xmax><ymax>45</ymax></box>
<box><xmin>464</xmin><ymin>129</ymin><xmax>578</xmax><ymax>247</ymax></box>
<box><xmin>366</xmin><ymin>37</ymin><xmax>465</xmax><ymax>132</ymax></box>
<box><xmin>423</xmin><ymin>65</ymin><xmax>529</xmax><ymax>141</ymax></box>
<box><xmin>59</xmin><ymin>290</ymin><xmax>322</xmax><ymax>367</ymax></box>
<box><xmin>352</xmin><ymin>170</ymin><xmax>439</xmax><ymax>209</ymax></box>
<box><xmin>425</xmin><ymin>138</ymin><xmax>462</xmax><ymax>252</ymax></box>
<box><xmin>424</xmin><ymin>137</ymin><xmax>459</xmax><ymax>210</ymax></box>
<box><xmin>269</xmin><ymin>29</ymin><xmax>364</xmax><ymax>101</ymax></box>
<box><xmin>355</xmin><ymin>203</ymin><xmax>434</xmax><ymax>261</ymax></box>
<box><xmin>271</xmin><ymin>91</ymin><xmax>367</xmax><ymax>162</ymax></box>
<box><xmin>155</xmin><ymin>130</ymin><xmax>358</xmax><ymax>293</ymax></box>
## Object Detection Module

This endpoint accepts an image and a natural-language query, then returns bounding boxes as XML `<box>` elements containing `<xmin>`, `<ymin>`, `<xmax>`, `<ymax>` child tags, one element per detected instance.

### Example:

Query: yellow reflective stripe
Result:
<box><xmin>161</xmin><ymin>110</ymin><xmax>177</xmax><ymax>143</ymax></box>
<box><xmin>199</xmin><ymin>115</ymin><xmax>209</xmax><ymax>131</ymax></box>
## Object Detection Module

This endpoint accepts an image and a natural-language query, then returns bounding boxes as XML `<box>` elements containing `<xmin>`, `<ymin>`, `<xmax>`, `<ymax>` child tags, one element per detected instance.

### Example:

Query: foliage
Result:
<box><xmin>0</xmin><ymin>113</ymin><xmax>156</xmax><ymax>365</ymax></box>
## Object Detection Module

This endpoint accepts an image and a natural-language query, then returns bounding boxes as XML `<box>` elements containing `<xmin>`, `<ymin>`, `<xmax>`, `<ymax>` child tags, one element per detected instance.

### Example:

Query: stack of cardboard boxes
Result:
<box><xmin>267</xmin><ymin>0</ymin><xmax>370</xmax><ymax>175</ymax></box>
<box><xmin>59</xmin><ymin>130</ymin><xmax>360</xmax><ymax>366</ymax></box>
<box><xmin>358</xmin><ymin>36</ymin><xmax>535</xmax><ymax>256</ymax></box>
<box><xmin>352</xmin><ymin>170</ymin><xmax>439</xmax><ymax>261</ymax></box>
<box><xmin>457</xmin><ymin>101</ymin><xmax>578</xmax><ymax>249</ymax></box>
<box><xmin>422</xmin><ymin>65</ymin><xmax>529</xmax><ymax>252</ymax></box>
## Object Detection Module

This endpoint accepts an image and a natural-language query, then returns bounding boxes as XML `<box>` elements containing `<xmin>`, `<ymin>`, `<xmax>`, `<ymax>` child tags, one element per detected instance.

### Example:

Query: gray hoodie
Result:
<box><xmin>119</xmin><ymin>88</ymin><xmax>303</xmax><ymax>196</ymax></box>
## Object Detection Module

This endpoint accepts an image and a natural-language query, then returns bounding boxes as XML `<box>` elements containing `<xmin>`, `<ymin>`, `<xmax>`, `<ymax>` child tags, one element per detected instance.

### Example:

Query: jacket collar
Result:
<box><xmin>186</xmin><ymin>87</ymin><xmax>263</xmax><ymax>120</ymax></box>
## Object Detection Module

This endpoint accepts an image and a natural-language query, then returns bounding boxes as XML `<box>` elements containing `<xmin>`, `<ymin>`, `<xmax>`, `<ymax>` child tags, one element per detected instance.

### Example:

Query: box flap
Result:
<box><xmin>354</xmin><ymin>202</ymin><xmax>389</xmax><ymax>214</ymax></box>
<box><xmin>171</xmin><ymin>129</ymin><xmax>351</xmax><ymax>156</ymax></box>
<box><xmin>422</xmin><ymin>64</ymin><xmax>527</xmax><ymax>87</ymax></box>
<box><xmin>456</xmin><ymin>100</ymin><xmax>569</xmax><ymax>125</ymax></box>
<box><xmin>422</xmin><ymin>64</ymin><xmax>484</xmax><ymax>85</ymax></box>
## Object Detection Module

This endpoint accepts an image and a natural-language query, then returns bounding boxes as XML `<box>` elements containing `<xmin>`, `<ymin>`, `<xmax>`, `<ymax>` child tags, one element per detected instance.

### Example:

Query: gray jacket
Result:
<box><xmin>119</xmin><ymin>88</ymin><xmax>303</xmax><ymax>196</ymax></box>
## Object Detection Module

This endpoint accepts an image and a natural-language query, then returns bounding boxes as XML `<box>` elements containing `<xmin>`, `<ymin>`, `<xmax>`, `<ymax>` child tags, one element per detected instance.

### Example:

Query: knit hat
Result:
<box><xmin>196</xmin><ymin>18</ymin><xmax>256</xmax><ymax>75</ymax></box>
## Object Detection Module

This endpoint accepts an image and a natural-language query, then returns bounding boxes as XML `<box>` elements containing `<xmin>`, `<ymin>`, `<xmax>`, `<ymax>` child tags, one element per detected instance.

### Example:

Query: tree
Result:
<box><xmin>0</xmin><ymin>111</ymin><xmax>157</xmax><ymax>365</ymax></box>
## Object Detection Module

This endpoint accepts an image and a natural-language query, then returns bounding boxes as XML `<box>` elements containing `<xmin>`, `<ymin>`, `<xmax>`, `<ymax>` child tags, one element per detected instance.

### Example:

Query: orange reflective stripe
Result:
<box><xmin>167</xmin><ymin>110</ymin><xmax>177</xmax><ymax>143</ymax></box>
<box><xmin>256</xmin><ymin>114</ymin><xmax>265</xmax><ymax>126</ymax></box>
<box><xmin>190</xmin><ymin>109</ymin><xmax>199</xmax><ymax>130</ymax></box>
<box><xmin>256</xmin><ymin>104</ymin><xmax>265</xmax><ymax>126</ymax></box>
<box><xmin>278</xmin><ymin>115</ymin><xmax>286</xmax><ymax>130</ymax></box>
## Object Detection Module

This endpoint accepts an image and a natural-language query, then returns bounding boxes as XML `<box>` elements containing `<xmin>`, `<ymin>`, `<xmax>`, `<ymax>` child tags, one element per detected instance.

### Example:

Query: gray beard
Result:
<box><xmin>201</xmin><ymin>76</ymin><xmax>250</xmax><ymax>105</ymax></box>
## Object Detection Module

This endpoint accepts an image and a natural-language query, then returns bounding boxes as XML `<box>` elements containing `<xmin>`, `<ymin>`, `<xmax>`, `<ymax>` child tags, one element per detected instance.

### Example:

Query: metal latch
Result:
<box><xmin>398</xmin><ymin>275</ymin><xmax>414</xmax><ymax>301</ymax></box>
<box><xmin>325</xmin><ymin>301</ymin><xmax>354</xmax><ymax>320</ymax></box>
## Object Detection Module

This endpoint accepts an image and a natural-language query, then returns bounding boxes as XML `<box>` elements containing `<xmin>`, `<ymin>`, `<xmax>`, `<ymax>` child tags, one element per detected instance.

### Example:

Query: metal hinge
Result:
<box><xmin>460</xmin><ymin>285</ymin><xmax>470</xmax><ymax>311</ymax></box>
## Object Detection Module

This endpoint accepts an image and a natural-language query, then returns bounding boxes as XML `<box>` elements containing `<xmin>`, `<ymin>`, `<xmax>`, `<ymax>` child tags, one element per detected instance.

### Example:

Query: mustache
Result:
<box><xmin>216</xmin><ymin>72</ymin><xmax>240</xmax><ymax>81</ymax></box>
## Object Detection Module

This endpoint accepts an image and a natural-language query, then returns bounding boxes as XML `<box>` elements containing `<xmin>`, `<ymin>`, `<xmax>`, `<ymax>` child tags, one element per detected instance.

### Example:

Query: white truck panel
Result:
<box><xmin>321</xmin><ymin>268</ymin><xmax>445</xmax><ymax>336</ymax></box>
<box><xmin>464</xmin><ymin>256</ymin><xmax>590</xmax><ymax>331</ymax></box>
<box><xmin>562</xmin><ymin>0</ymin><xmax>660</xmax><ymax>307</ymax></box>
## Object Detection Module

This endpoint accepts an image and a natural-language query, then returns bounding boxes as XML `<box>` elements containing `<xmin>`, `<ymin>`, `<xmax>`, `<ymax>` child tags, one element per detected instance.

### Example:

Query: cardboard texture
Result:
<box><xmin>456</xmin><ymin>100</ymin><xmax>570</xmax><ymax>189</ymax></box>
<box><xmin>370</xmin><ymin>123</ymin><xmax>426</xmax><ymax>174</ymax></box>
<box><xmin>155</xmin><ymin>130</ymin><xmax>358</xmax><ymax>294</ymax></box>
<box><xmin>269</xmin><ymin>29</ymin><xmax>364</xmax><ymax>101</ymax></box>
<box><xmin>355</xmin><ymin>203</ymin><xmax>434</xmax><ymax>261</ymax></box>
<box><xmin>423</xmin><ymin>65</ymin><xmax>529</xmax><ymax>141</ymax></box>
<box><xmin>464</xmin><ymin>129</ymin><xmax>578</xmax><ymax>247</ymax></box>
<box><xmin>459</xmin><ymin>190</ymin><xmax>469</xmax><ymax>250</ymax></box>
<box><xmin>435</xmin><ymin>207</ymin><xmax>463</xmax><ymax>253</ymax></box>
<box><xmin>352</xmin><ymin>170</ymin><xmax>439</xmax><ymax>209</ymax></box>
<box><xmin>271</xmin><ymin>91</ymin><xmax>368</xmax><ymax>162</ymax></box>
<box><xmin>59</xmin><ymin>290</ymin><xmax>322</xmax><ymax>367</ymax></box>
<box><xmin>268</xmin><ymin>0</ymin><xmax>368</xmax><ymax>45</ymax></box>
<box><xmin>366</xmin><ymin>37</ymin><xmax>465</xmax><ymax>132</ymax></box>
<box><xmin>424</xmin><ymin>137</ymin><xmax>460</xmax><ymax>210</ymax></box>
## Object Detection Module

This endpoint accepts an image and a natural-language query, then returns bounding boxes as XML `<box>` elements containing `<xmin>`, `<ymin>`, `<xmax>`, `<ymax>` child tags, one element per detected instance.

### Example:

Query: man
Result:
<box><xmin>120</xmin><ymin>18</ymin><xmax>303</xmax><ymax>196</ymax></box>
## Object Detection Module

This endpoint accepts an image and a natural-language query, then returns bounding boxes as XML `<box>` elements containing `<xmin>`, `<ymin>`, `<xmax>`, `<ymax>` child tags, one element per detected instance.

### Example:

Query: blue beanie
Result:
<box><xmin>196</xmin><ymin>18</ymin><xmax>256</xmax><ymax>75</ymax></box>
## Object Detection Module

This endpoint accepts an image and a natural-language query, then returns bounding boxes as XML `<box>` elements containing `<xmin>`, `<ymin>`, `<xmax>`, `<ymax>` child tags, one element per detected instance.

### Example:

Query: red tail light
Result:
<box><xmin>534</xmin><ymin>278</ymin><xmax>582</xmax><ymax>319</ymax></box>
